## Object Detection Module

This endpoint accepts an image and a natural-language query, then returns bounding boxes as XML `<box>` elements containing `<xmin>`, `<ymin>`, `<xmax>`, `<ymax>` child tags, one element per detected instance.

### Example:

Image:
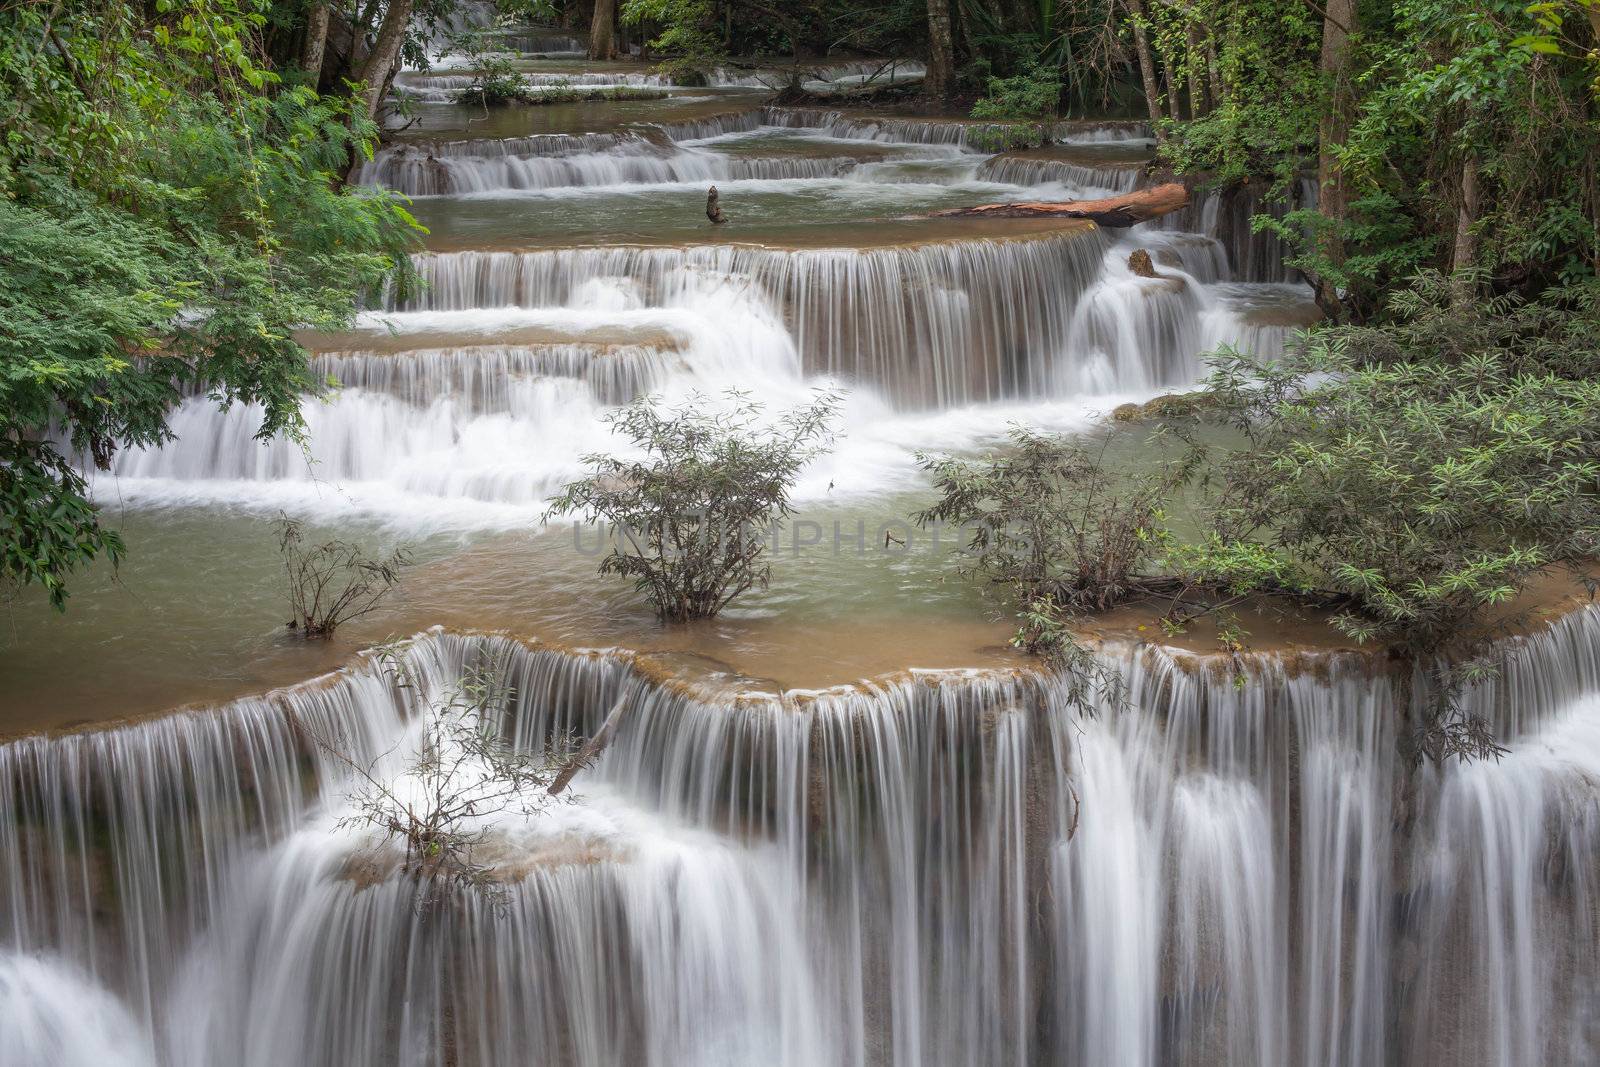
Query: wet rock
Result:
<box><xmin>1128</xmin><ymin>248</ymin><xmax>1160</xmax><ymax>277</ymax></box>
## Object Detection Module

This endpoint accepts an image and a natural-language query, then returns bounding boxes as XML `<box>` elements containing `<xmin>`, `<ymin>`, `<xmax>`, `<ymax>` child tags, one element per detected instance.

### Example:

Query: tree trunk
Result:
<box><xmin>1185</xmin><ymin>23</ymin><xmax>1205</xmax><ymax>118</ymax></box>
<box><xmin>1451</xmin><ymin>155</ymin><xmax>1480</xmax><ymax>303</ymax></box>
<box><xmin>925</xmin><ymin>0</ymin><xmax>955</xmax><ymax>100</ymax></box>
<box><xmin>1127</xmin><ymin>0</ymin><xmax>1164</xmax><ymax>130</ymax></box>
<box><xmin>1315</xmin><ymin>0</ymin><xmax>1355</xmax><ymax>318</ymax></box>
<box><xmin>933</xmin><ymin>182</ymin><xmax>1190</xmax><ymax>226</ymax></box>
<box><xmin>301</xmin><ymin>2</ymin><xmax>330</xmax><ymax>83</ymax></box>
<box><xmin>589</xmin><ymin>0</ymin><xmax>616</xmax><ymax>60</ymax></box>
<box><xmin>1205</xmin><ymin>39</ymin><xmax>1224</xmax><ymax>112</ymax></box>
<box><xmin>357</xmin><ymin>0</ymin><xmax>413</xmax><ymax>121</ymax></box>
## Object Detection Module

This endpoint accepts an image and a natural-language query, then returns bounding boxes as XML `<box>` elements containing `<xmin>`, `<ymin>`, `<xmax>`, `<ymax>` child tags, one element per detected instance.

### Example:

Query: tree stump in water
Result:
<box><xmin>932</xmin><ymin>182</ymin><xmax>1188</xmax><ymax>228</ymax></box>
<box><xmin>706</xmin><ymin>186</ymin><xmax>727</xmax><ymax>224</ymax></box>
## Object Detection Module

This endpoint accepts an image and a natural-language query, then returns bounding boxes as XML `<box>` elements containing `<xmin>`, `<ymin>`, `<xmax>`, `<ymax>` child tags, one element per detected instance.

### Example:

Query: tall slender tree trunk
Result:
<box><xmin>1205</xmin><ymin>40</ymin><xmax>1223</xmax><ymax>111</ymax></box>
<box><xmin>925</xmin><ymin>0</ymin><xmax>955</xmax><ymax>100</ymax></box>
<box><xmin>1451</xmin><ymin>155</ymin><xmax>1480</xmax><ymax>303</ymax></box>
<box><xmin>301</xmin><ymin>2</ymin><xmax>330</xmax><ymax>84</ymax></box>
<box><xmin>1315</xmin><ymin>0</ymin><xmax>1355</xmax><ymax>318</ymax></box>
<box><xmin>589</xmin><ymin>0</ymin><xmax>617</xmax><ymax>60</ymax></box>
<box><xmin>358</xmin><ymin>0</ymin><xmax>413</xmax><ymax>120</ymax></box>
<box><xmin>1185</xmin><ymin>23</ymin><xmax>1205</xmax><ymax>117</ymax></box>
<box><xmin>1127</xmin><ymin>0</ymin><xmax>1164</xmax><ymax>129</ymax></box>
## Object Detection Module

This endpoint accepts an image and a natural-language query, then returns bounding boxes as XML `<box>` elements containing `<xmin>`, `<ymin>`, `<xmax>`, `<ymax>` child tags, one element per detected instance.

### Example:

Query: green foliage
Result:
<box><xmin>970</xmin><ymin>62</ymin><xmax>1061</xmax><ymax>120</ymax></box>
<box><xmin>0</xmin><ymin>0</ymin><xmax>421</xmax><ymax>608</ymax></box>
<box><xmin>1255</xmin><ymin>195</ymin><xmax>1438</xmax><ymax>311</ymax></box>
<box><xmin>1145</xmin><ymin>0</ymin><xmax>1322</xmax><ymax>185</ymax></box>
<box><xmin>963</xmin><ymin>123</ymin><xmax>1055</xmax><ymax>151</ymax></box>
<box><xmin>1334</xmin><ymin>0</ymin><xmax>1600</xmax><ymax>292</ymax></box>
<box><xmin>916</xmin><ymin>425</ymin><xmax>1198</xmax><ymax>655</ymax></box>
<box><xmin>546</xmin><ymin>391</ymin><xmax>840</xmax><ymax>622</ymax></box>
<box><xmin>1146</xmin><ymin>0</ymin><xmax>1599</xmax><ymax>307</ymax></box>
<box><xmin>458</xmin><ymin>52</ymin><xmax>531</xmax><ymax>106</ymax></box>
<box><xmin>1199</xmin><ymin>273</ymin><xmax>1600</xmax><ymax>660</ymax></box>
<box><xmin>1514</xmin><ymin>0</ymin><xmax>1600</xmax><ymax>98</ymax></box>
<box><xmin>957</xmin><ymin>0</ymin><xmax>1131</xmax><ymax>107</ymax></box>
<box><xmin>623</xmin><ymin>0</ymin><xmax>723</xmax><ymax>77</ymax></box>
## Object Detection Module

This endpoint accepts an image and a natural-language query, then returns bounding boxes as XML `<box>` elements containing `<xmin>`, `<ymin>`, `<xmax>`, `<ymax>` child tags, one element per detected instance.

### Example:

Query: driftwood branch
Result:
<box><xmin>548</xmin><ymin>696</ymin><xmax>629</xmax><ymax>795</ymax></box>
<box><xmin>932</xmin><ymin>182</ymin><xmax>1189</xmax><ymax>228</ymax></box>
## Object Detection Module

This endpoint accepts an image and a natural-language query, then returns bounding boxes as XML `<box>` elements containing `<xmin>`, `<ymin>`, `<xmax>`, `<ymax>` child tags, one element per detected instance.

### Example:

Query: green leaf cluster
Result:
<box><xmin>1200</xmin><ymin>272</ymin><xmax>1600</xmax><ymax>655</ymax></box>
<box><xmin>545</xmin><ymin>391</ymin><xmax>840</xmax><ymax>622</ymax></box>
<box><xmin>0</xmin><ymin>0</ymin><xmax>422</xmax><ymax>607</ymax></box>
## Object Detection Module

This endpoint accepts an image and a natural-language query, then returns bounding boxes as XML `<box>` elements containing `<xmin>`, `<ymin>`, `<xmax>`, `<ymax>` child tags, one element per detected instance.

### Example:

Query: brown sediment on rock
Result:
<box><xmin>1108</xmin><ymin>389</ymin><xmax>1215</xmax><ymax>423</ymax></box>
<box><xmin>9</xmin><ymin>587</ymin><xmax>1600</xmax><ymax>751</ymax></box>
<box><xmin>930</xmin><ymin>183</ymin><xmax>1189</xmax><ymax>228</ymax></box>
<box><xmin>298</xmin><ymin>325</ymin><xmax>688</xmax><ymax>355</ymax></box>
<box><xmin>1128</xmin><ymin>248</ymin><xmax>1160</xmax><ymax>278</ymax></box>
<box><xmin>1075</xmin><ymin>566</ymin><xmax>1599</xmax><ymax>667</ymax></box>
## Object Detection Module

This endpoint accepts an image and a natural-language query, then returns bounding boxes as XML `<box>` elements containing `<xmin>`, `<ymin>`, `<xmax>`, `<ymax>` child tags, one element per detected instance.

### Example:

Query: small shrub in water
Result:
<box><xmin>546</xmin><ymin>390</ymin><xmax>840</xmax><ymax>622</ymax></box>
<box><xmin>296</xmin><ymin>647</ymin><xmax>586</xmax><ymax>905</ymax></box>
<box><xmin>916</xmin><ymin>424</ymin><xmax>1199</xmax><ymax>706</ymax></box>
<box><xmin>277</xmin><ymin>515</ymin><xmax>410</xmax><ymax>638</ymax></box>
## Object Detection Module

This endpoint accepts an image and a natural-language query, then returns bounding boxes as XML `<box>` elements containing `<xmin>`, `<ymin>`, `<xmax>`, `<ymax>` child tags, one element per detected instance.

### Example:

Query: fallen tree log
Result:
<box><xmin>932</xmin><ymin>182</ymin><xmax>1188</xmax><ymax>228</ymax></box>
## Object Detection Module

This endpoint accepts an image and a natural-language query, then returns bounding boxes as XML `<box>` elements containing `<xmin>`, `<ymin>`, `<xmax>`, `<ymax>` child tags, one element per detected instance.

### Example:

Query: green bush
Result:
<box><xmin>970</xmin><ymin>64</ymin><xmax>1062</xmax><ymax>122</ymax></box>
<box><xmin>546</xmin><ymin>392</ymin><xmax>840</xmax><ymax>622</ymax></box>
<box><xmin>916</xmin><ymin>425</ymin><xmax>1198</xmax><ymax>658</ymax></box>
<box><xmin>1193</xmin><ymin>273</ymin><xmax>1600</xmax><ymax>758</ymax></box>
<box><xmin>1</xmin><ymin>0</ymin><xmax>420</xmax><ymax>609</ymax></box>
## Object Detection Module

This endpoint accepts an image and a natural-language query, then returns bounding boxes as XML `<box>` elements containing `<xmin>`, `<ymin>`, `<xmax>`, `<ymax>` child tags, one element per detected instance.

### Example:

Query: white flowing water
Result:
<box><xmin>5</xmin><ymin>608</ymin><xmax>1600</xmax><ymax>1065</ymax></box>
<box><xmin>95</xmin><ymin>83</ymin><xmax>1311</xmax><ymax>519</ymax></box>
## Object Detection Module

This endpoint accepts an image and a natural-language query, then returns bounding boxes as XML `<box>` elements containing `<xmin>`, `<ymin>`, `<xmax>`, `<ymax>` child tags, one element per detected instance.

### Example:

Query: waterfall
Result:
<box><xmin>760</xmin><ymin>108</ymin><xmax>1151</xmax><ymax>149</ymax></box>
<box><xmin>309</xmin><ymin>345</ymin><xmax>675</xmax><ymax>407</ymax></box>
<box><xmin>0</xmin><ymin>954</ymin><xmax>156</xmax><ymax>1067</ymax></box>
<box><xmin>359</xmin><ymin>140</ymin><xmax>855</xmax><ymax>195</ymax></box>
<box><xmin>390</xmin><ymin>233</ymin><xmax>1110</xmax><ymax>409</ymax></box>
<box><xmin>494</xmin><ymin>30</ymin><xmax>585</xmax><ymax>54</ymax></box>
<box><xmin>102</xmin><ymin>297</ymin><xmax>792</xmax><ymax>501</ymax></box>
<box><xmin>1160</xmin><ymin>178</ymin><xmax>1319</xmax><ymax>284</ymax></box>
<box><xmin>5</xmin><ymin>608</ymin><xmax>1600</xmax><ymax>1065</ymax></box>
<box><xmin>977</xmin><ymin>155</ymin><xmax>1142</xmax><ymax>193</ymax></box>
<box><xmin>354</xmin><ymin>107</ymin><xmax>1149</xmax><ymax>197</ymax></box>
<box><xmin>648</xmin><ymin>109</ymin><xmax>768</xmax><ymax>142</ymax></box>
<box><xmin>1057</xmin><ymin>230</ymin><xmax>1252</xmax><ymax>393</ymax></box>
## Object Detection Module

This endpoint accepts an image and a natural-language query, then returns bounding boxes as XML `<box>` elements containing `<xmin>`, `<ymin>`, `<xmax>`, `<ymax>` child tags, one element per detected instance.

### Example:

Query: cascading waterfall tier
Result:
<box><xmin>389</xmin><ymin>232</ymin><xmax>1112</xmax><ymax>409</ymax></box>
<box><xmin>309</xmin><ymin>344</ymin><xmax>677</xmax><ymax>407</ymax></box>
<box><xmin>360</xmin><ymin>137</ymin><xmax>855</xmax><ymax>195</ymax></box>
<box><xmin>355</xmin><ymin>106</ymin><xmax>1151</xmax><ymax>197</ymax></box>
<box><xmin>496</xmin><ymin>30</ymin><xmax>585</xmax><ymax>54</ymax></box>
<box><xmin>5</xmin><ymin>608</ymin><xmax>1600</xmax><ymax>1065</ymax></box>
<box><xmin>761</xmin><ymin>107</ymin><xmax>1151</xmax><ymax>148</ymax></box>
<box><xmin>104</xmin><ymin>343</ymin><xmax>680</xmax><ymax>498</ymax></box>
<box><xmin>977</xmin><ymin>154</ymin><xmax>1142</xmax><ymax>194</ymax></box>
<box><xmin>353</xmin><ymin>111</ymin><xmax>772</xmax><ymax>194</ymax></box>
